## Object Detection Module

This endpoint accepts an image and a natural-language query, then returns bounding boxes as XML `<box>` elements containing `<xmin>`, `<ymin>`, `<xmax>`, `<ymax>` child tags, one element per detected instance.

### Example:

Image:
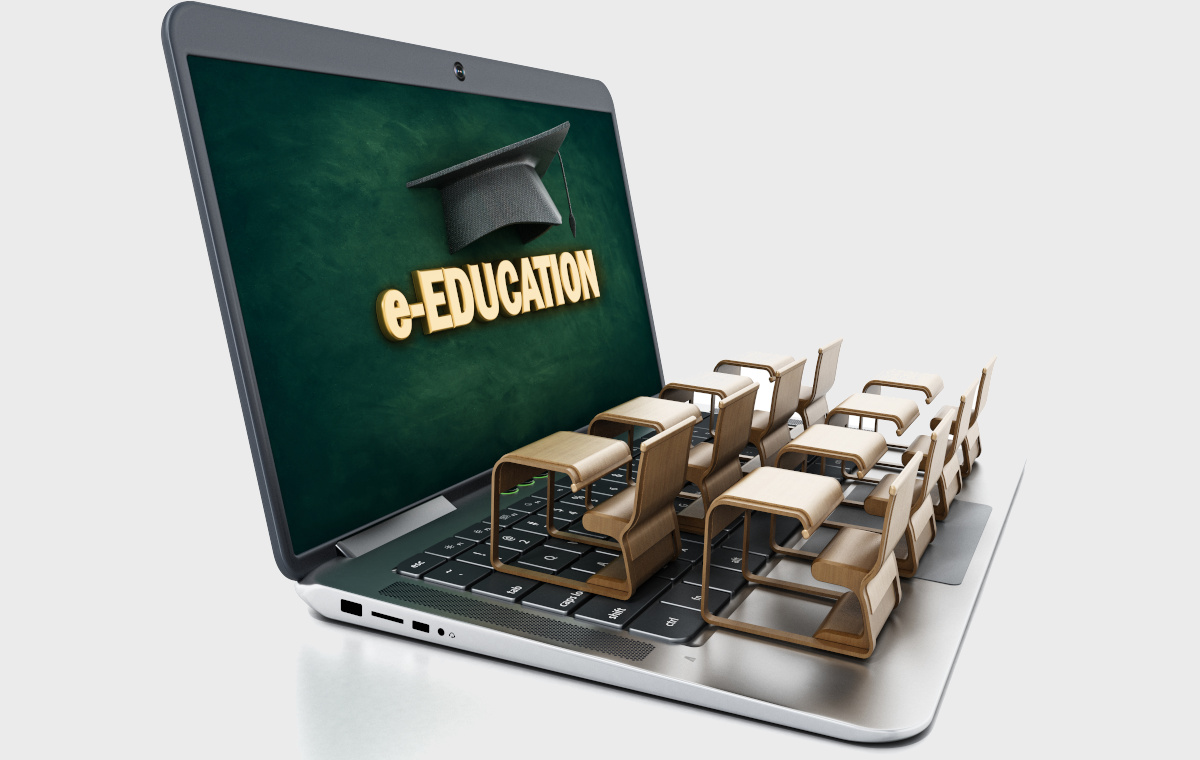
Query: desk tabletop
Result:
<box><xmin>499</xmin><ymin>431</ymin><xmax>630</xmax><ymax>491</ymax></box>
<box><xmin>711</xmin><ymin>467</ymin><xmax>844</xmax><ymax>536</ymax></box>
<box><xmin>777</xmin><ymin>424</ymin><xmax>888</xmax><ymax>474</ymax></box>
<box><xmin>714</xmin><ymin>351</ymin><xmax>796</xmax><ymax>379</ymax></box>
<box><xmin>661</xmin><ymin>371</ymin><xmax>755</xmax><ymax>402</ymax></box>
<box><xmin>863</xmin><ymin>370</ymin><xmax>944</xmax><ymax>404</ymax></box>
<box><xmin>589</xmin><ymin>396</ymin><xmax>701</xmax><ymax>433</ymax></box>
<box><xmin>829</xmin><ymin>393</ymin><xmax>921</xmax><ymax>436</ymax></box>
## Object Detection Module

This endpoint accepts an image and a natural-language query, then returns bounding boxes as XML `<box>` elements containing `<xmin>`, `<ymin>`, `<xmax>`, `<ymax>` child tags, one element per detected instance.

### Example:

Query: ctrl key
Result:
<box><xmin>627</xmin><ymin>602</ymin><xmax>706</xmax><ymax>643</ymax></box>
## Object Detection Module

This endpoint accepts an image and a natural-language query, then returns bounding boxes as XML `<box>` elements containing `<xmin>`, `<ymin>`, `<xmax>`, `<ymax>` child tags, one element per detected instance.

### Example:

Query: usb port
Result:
<box><xmin>340</xmin><ymin>600</ymin><xmax>363</xmax><ymax>616</ymax></box>
<box><xmin>412</xmin><ymin>621</ymin><xmax>430</xmax><ymax>633</ymax></box>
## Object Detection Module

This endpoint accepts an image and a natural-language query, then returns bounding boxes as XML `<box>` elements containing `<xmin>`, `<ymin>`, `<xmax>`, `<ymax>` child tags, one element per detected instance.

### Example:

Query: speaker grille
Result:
<box><xmin>379</xmin><ymin>580</ymin><xmax>655</xmax><ymax>662</ymax></box>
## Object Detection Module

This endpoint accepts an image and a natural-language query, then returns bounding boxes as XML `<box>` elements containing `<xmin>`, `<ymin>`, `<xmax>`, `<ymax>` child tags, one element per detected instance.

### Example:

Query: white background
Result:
<box><xmin>3</xmin><ymin>1</ymin><xmax>1197</xmax><ymax>757</ymax></box>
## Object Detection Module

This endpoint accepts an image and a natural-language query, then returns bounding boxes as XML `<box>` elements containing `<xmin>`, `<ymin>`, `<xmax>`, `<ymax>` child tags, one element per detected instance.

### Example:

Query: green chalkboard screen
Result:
<box><xmin>189</xmin><ymin>57</ymin><xmax>661</xmax><ymax>555</ymax></box>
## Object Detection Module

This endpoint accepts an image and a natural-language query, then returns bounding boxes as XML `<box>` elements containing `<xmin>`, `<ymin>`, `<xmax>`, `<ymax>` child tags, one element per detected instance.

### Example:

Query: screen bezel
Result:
<box><xmin>162</xmin><ymin>2</ymin><xmax>664</xmax><ymax>580</ymax></box>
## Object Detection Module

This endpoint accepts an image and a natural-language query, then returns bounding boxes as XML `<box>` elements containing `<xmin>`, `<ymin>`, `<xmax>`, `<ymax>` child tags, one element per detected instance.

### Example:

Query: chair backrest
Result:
<box><xmin>767</xmin><ymin>358</ymin><xmax>807</xmax><ymax>433</ymax></box>
<box><xmin>631</xmin><ymin>418</ymin><xmax>695</xmax><ymax>524</ymax></box>
<box><xmin>879</xmin><ymin>454</ymin><xmax>921</xmax><ymax>565</ymax></box>
<box><xmin>711</xmin><ymin>383</ymin><xmax>758</xmax><ymax>468</ymax></box>
<box><xmin>951</xmin><ymin>384</ymin><xmax>973</xmax><ymax>452</ymax></box>
<box><xmin>924</xmin><ymin>416</ymin><xmax>953</xmax><ymax>506</ymax></box>
<box><xmin>799</xmin><ymin>338</ymin><xmax>842</xmax><ymax>425</ymax></box>
<box><xmin>971</xmin><ymin>356</ymin><xmax>996</xmax><ymax>426</ymax></box>
<box><xmin>811</xmin><ymin>338</ymin><xmax>842</xmax><ymax>402</ymax></box>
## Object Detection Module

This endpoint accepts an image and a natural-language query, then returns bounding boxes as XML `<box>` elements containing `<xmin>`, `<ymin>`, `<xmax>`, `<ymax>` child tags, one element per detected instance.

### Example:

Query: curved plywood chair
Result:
<box><xmin>797</xmin><ymin>338</ymin><xmax>842</xmax><ymax>428</ymax></box>
<box><xmin>676</xmin><ymin>382</ymin><xmax>758</xmax><ymax>535</ymax></box>
<box><xmin>866</xmin><ymin>417</ymin><xmax>950</xmax><ymax>576</ymax></box>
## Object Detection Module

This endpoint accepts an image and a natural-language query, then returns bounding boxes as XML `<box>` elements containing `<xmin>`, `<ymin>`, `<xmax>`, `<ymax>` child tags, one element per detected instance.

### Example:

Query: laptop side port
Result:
<box><xmin>371</xmin><ymin>611</ymin><xmax>404</xmax><ymax>625</ymax></box>
<box><xmin>340</xmin><ymin>599</ymin><xmax>363</xmax><ymax>616</ymax></box>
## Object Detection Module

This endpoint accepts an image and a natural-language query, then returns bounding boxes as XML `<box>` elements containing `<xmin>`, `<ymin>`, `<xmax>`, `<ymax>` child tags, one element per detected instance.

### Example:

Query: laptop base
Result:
<box><xmin>297</xmin><ymin>450</ymin><xmax>1023</xmax><ymax>742</ymax></box>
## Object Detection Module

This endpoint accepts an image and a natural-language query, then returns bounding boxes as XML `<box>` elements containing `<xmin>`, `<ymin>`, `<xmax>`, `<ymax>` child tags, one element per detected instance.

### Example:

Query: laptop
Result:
<box><xmin>163</xmin><ymin>2</ymin><xmax>1024</xmax><ymax>741</ymax></box>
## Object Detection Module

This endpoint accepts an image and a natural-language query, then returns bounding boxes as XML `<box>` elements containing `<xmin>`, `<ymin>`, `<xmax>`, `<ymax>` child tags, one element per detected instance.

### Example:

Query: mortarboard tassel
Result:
<box><xmin>556</xmin><ymin>150</ymin><xmax>577</xmax><ymax>237</ymax></box>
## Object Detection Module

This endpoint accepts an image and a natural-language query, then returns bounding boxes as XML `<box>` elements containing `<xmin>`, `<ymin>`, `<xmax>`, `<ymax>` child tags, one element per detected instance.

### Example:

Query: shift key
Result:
<box><xmin>574</xmin><ymin>578</ymin><xmax>670</xmax><ymax>629</ymax></box>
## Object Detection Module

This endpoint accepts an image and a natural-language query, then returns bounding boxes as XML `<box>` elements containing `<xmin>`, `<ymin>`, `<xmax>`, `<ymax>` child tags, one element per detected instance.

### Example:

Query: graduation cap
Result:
<box><xmin>407</xmin><ymin>122</ymin><xmax>577</xmax><ymax>253</ymax></box>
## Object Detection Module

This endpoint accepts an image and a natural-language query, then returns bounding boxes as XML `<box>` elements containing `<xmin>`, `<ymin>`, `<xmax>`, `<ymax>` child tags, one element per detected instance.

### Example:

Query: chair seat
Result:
<box><xmin>751</xmin><ymin>409</ymin><xmax>770</xmax><ymax>435</ymax></box>
<box><xmin>797</xmin><ymin>384</ymin><xmax>814</xmax><ymax>406</ymax></box>
<box><xmin>901</xmin><ymin>435</ymin><xmax>929</xmax><ymax>465</ymax></box>
<box><xmin>901</xmin><ymin>434</ymin><xmax>957</xmax><ymax>468</ymax></box>
<box><xmin>864</xmin><ymin>473</ymin><xmax>925</xmax><ymax>517</ymax></box>
<box><xmin>814</xmin><ymin>591</ymin><xmax>866</xmax><ymax>645</ymax></box>
<box><xmin>687</xmin><ymin>441</ymin><xmax>713</xmax><ymax>471</ymax></box>
<box><xmin>812</xmin><ymin>527</ymin><xmax>880</xmax><ymax>589</ymax></box>
<box><xmin>929</xmin><ymin>404</ymin><xmax>956</xmax><ymax>430</ymax></box>
<box><xmin>580</xmin><ymin>488</ymin><xmax>635</xmax><ymax>538</ymax></box>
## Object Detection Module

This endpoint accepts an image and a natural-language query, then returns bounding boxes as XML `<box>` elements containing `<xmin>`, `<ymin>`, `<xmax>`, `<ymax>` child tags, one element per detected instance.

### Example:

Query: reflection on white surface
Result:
<box><xmin>292</xmin><ymin>609</ymin><xmax>747</xmax><ymax>759</ymax></box>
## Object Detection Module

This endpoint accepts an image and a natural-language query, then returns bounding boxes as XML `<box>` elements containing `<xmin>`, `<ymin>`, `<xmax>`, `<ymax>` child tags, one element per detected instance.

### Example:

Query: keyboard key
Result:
<box><xmin>551</xmin><ymin>503</ymin><xmax>587</xmax><ymax>523</ymax></box>
<box><xmin>517</xmin><ymin>547</ymin><xmax>577</xmax><ymax>573</ymax></box>
<box><xmin>454</xmin><ymin>521</ymin><xmax>492</xmax><ymax>543</ymax></box>
<box><xmin>570</xmin><ymin>550</ymin><xmax>618</xmax><ymax>575</ymax></box>
<box><xmin>559</xmin><ymin>490</ymin><xmax>608</xmax><ymax>508</ymax></box>
<box><xmin>676</xmin><ymin>541</ymin><xmax>704</xmax><ymax>565</ymax></box>
<box><xmin>424</xmin><ymin>560</ymin><xmax>491</xmax><ymax>590</ymax></box>
<box><xmin>395</xmin><ymin>553</ymin><xmax>447</xmax><ymax>578</ymax></box>
<box><xmin>541</xmin><ymin>537</ymin><xmax>589</xmax><ymax>555</ymax></box>
<box><xmin>708</xmin><ymin>546</ymin><xmax>766</xmax><ymax>575</ymax></box>
<box><xmin>588</xmin><ymin>480</ymin><xmax>627</xmax><ymax>499</ymax></box>
<box><xmin>556</xmin><ymin>567</ymin><xmax>595</xmax><ymax>583</ymax></box>
<box><xmin>458</xmin><ymin>545</ymin><xmax>519</xmax><ymax>568</ymax></box>
<box><xmin>628</xmin><ymin>602</ymin><xmax>706</xmax><ymax>643</ymax></box>
<box><xmin>485</xmin><ymin>509</ymin><xmax>527</xmax><ymax>528</ymax></box>
<box><xmin>547</xmin><ymin>481</ymin><xmax>573</xmax><ymax>500</ymax></box>
<box><xmin>521</xmin><ymin>584</ymin><xmax>592</xmax><ymax>616</ymax></box>
<box><xmin>683</xmin><ymin>564</ymin><xmax>748</xmax><ymax>595</ymax></box>
<box><xmin>512</xmin><ymin>515</ymin><xmax>551</xmax><ymax>537</ymax></box>
<box><xmin>495</xmin><ymin>529</ymin><xmax>542</xmax><ymax>553</ymax></box>
<box><xmin>471</xmin><ymin>572</ymin><xmax>539</xmax><ymax>602</ymax></box>
<box><xmin>659</xmin><ymin>582</ymin><xmax>730</xmax><ymax>613</ymax></box>
<box><xmin>508</xmin><ymin>497</ymin><xmax>545</xmax><ymax>514</ymax></box>
<box><xmin>653</xmin><ymin>558</ymin><xmax>692</xmax><ymax>581</ymax></box>
<box><xmin>424</xmin><ymin>538</ymin><xmax>475</xmax><ymax>559</ymax></box>
<box><xmin>574</xmin><ymin>578</ymin><xmax>670</xmax><ymax>629</ymax></box>
<box><xmin>724</xmin><ymin>513</ymin><xmax>800</xmax><ymax>555</ymax></box>
<box><xmin>564</xmin><ymin>521</ymin><xmax>610</xmax><ymax>541</ymax></box>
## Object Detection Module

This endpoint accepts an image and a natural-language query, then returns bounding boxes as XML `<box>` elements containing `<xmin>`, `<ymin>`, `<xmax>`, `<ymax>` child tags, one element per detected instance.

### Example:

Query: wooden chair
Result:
<box><xmin>962</xmin><ymin>357</ymin><xmax>995</xmax><ymax>476</ymax></box>
<box><xmin>903</xmin><ymin>385</ymin><xmax>972</xmax><ymax>518</ymax></box>
<box><xmin>865</xmin><ymin>417</ymin><xmax>950</xmax><ymax>576</ymax></box>
<box><xmin>797</xmin><ymin>338</ymin><xmax>842</xmax><ymax>428</ymax></box>
<box><xmin>579</xmin><ymin>418</ymin><xmax>696</xmax><ymax>598</ymax></box>
<box><xmin>700</xmin><ymin>455</ymin><xmax>920</xmax><ymax>659</ymax></box>
<box><xmin>807</xmin><ymin>454</ymin><xmax>920</xmax><ymax>657</ymax></box>
<box><xmin>747</xmin><ymin>357</ymin><xmax>807</xmax><ymax>467</ymax></box>
<box><xmin>927</xmin><ymin>357</ymin><xmax>994</xmax><ymax>479</ymax></box>
<box><xmin>676</xmin><ymin>382</ymin><xmax>758</xmax><ymax>534</ymax></box>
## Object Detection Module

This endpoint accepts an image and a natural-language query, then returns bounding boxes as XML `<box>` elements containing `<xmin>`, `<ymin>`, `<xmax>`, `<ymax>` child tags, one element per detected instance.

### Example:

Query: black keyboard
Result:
<box><xmin>393</xmin><ymin>415</ymin><xmax>803</xmax><ymax>645</ymax></box>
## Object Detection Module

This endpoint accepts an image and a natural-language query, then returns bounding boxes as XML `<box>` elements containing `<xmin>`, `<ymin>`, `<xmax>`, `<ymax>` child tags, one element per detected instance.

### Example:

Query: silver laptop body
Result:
<box><xmin>163</xmin><ymin>2</ymin><xmax>1023</xmax><ymax>741</ymax></box>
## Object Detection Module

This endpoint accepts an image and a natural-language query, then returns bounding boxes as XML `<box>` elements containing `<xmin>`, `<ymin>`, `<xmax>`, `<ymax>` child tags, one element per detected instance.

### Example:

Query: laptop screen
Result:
<box><xmin>188</xmin><ymin>56</ymin><xmax>661</xmax><ymax>556</ymax></box>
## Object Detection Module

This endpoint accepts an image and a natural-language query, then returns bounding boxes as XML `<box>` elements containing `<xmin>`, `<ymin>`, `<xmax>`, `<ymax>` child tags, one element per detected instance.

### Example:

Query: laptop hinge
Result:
<box><xmin>335</xmin><ymin>495</ymin><xmax>457</xmax><ymax>558</ymax></box>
